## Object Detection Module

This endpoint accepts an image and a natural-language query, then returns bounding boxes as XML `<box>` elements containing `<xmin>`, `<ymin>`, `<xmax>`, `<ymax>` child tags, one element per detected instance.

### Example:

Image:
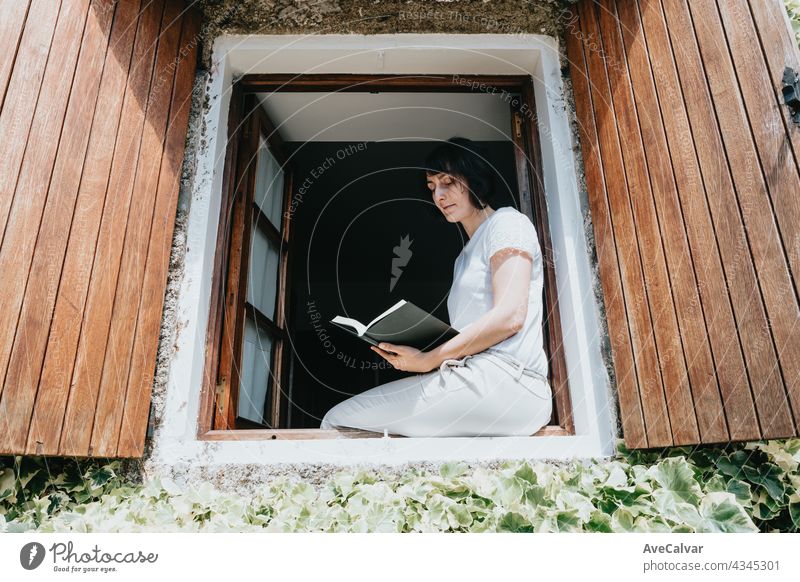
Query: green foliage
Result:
<box><xmin>786</xmin><ymin>0</ymin><xmax>800</xmax><ymax>47</ymax></box>
<box><xmin>0</xmin><ymin>438</ymin><xmax>797</xmax><ymax>532</ymax></box>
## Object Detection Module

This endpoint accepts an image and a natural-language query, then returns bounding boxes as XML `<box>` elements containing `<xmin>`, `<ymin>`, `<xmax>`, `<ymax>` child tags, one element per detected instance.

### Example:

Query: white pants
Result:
<box><xmin>319</xmin><ymin>350</ymin><xmax>552</xmax><ymax>437</ymax></box>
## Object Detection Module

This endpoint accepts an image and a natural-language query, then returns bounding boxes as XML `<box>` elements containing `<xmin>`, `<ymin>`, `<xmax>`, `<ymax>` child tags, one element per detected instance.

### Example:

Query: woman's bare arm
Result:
<box><xmin>421</xmin><ymin>248</ymin><xmax>532</xmax><ymax>367</ymax></box>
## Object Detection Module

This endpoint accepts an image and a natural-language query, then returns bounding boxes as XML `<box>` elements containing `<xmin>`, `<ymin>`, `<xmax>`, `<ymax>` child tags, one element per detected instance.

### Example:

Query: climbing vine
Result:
<box><xmin>1</xmin><ymin>439</ymin><xmax>797</xmax><ymax>532</ymax></box>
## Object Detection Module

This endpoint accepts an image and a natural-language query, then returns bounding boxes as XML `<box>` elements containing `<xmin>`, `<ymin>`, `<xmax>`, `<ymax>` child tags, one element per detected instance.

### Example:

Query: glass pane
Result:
<box><xmin>247</xmin><ymin>225</ymin><xmax>280</xmax><ymax>320</ymax></box>
<box><xmin>254</xmin><ymin>135</ymin><xmax>285</xmax><ymax>232</ymax></box>
<box><xmin>238</xmin><ymin>315</ymin><xmax>274</xmax><ymax>426</ymax></box>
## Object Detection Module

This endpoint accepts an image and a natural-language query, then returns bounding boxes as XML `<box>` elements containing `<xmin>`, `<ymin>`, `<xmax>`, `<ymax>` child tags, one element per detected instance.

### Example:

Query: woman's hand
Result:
<box><xmin>370</xmin><ymin>343</ymin><xmax>436</xmax><ymax>373</ymax></box>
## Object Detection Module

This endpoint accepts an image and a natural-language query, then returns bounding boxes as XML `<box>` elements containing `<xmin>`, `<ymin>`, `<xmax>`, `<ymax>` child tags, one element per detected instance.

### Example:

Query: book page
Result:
<box><xmin>330</xmin><ymin>315</ymin><xmax>367</xmax><ymax>336</ymax></box>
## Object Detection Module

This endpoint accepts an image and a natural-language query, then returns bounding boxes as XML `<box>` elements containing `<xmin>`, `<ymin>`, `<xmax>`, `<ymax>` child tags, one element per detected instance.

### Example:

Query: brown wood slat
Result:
<box><xmin>564</xmin><ymin>7</ymin><xmax>648</xmax><ymax>448</ymax></box>
<box><xmin>273</xmin><ymin>172</ymin><xmax>295</xmax><ymax>427</ymax></box>
<box><xmin>749</xmin><ymin>0</ymin><xmax>800</xmax><ymax>166</ymax></box>
<box><xmin>638</xmin><ymin>0</ymin><xmax>759</xmax><ymax>441</ymax></box>
<box><xmin>519</xmin><ymin>104</ymin><xmax>562</xmax><ymax>422</ymax></box>
<box><xmin>3</xmin><ymin>0</ymin><xmax>797</xmax><ymax>455</ymax></box>
<box><xmin>273</xmin><ymin>117</ymin><xmax>298</xmax><ymax>428</ymax></box>
<box><xmin>0</xmin><ymin>0</ymin><xmax>32</xmax><ymax>110</ymax></box>
<box><xmin>0</xmin><ymin>2</ymin><xmax>198</xmax><ymax>457</ymax></box>
<box><xmin>688</xmin><ymin>0</ymin><xmax>797</xmax><ymax>437</ymax></box>
<box><xmin>597</xmin><ymin>0</ymin><xmax>699</xmax><ymax>444</ymax></box>
<box><xmin>214</xmin><ymin>96</ymin><xmax>258</xmax><ymax>431</ymax></box>
<box><xmin>582</xmin><ymin>0</ymin><xmax>674</xmax><ymax>446</ymax></box>
<box><xmin>225</xmin><ymin>101</ymin><xmax>263</xmax><ymax>430</ymax></box>
<box><xmin>29</xmin><ymin>0</ymin><xmax>141</xmax><ymax>456</ymax></box>
<box><xmin>239</xmin><ymin>74</ymin><xmax>531</xmax><ymax>93</ymax></box>
<box><xmin>568</xmin><ymin>0</ymin><xmax>800</xmax><ymax>446</ymax></box>
<box><xmin>118</xmin><ymin>8</ymin><xmax>200</xmax><ymax>458</ymax></box>
<box><xmin>520</xmin><ymin>79</ymin><xmax>574</xmax><ymax>434</ymax></box>
<box><xmin>717</xmin><ymin>0</ymin><xmax>800</xmax><ymax>291</ymax></box>
<box><xmin>0</xmin><ymin>0</ymin><xmax>92</xmax><ymax>452</ymax></box>
<box><xmin>616</xmin><ymin>0</ymin><xmax>728</xmax><ymax>443</ymax></box>
<box><xmin>198</xmin><ymin>82</ymin><xmax>244</xmax><ymax>437</ymax></box>
<box><xmin>17</xmin><ymin>0</ymin><xmax>118</xmax><ymax>456</ymax></box>
<box><xmin>662</xmin><ymin>0</ymin><xmax>791</xmax><ymax>442</ymax></box>
<box><xmin>511</xmin><ymin>109</ymin><xmax>533</xmax><ymax>220</ymax></box>
<box><xmin>59</xmin><ymin>0</ymin><xmax>164</xmax><ymax>456</ymax></box>
<box><xmin>200</xmin><ymin>424</ymin><xmax>567</xmax><ymax>441</ymax></box>
<box><xmin>91</xmin><ymin>0</ymin><xmax>183</xmax><ymax>457</ymax></box>
<box><xmin>716</xmin><ymin>0</ymin><xmax>800</xmax><ymax>428</ymax></box>
<box><xmin>566</xmin><ymin>3</ymin><xmax>647</xmax><ymax>447</ymax></box>
<box><xmin>0</xmin><ymin>0</ymin><xmax>61</xmax><ymax>297</ymax></box>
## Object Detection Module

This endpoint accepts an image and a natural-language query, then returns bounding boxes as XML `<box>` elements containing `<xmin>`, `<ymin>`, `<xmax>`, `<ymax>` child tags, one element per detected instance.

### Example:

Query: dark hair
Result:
<box><xmin>422</xmin><ymin>137</ymin><xmax>496</xmax><ymax>210</ymax></box>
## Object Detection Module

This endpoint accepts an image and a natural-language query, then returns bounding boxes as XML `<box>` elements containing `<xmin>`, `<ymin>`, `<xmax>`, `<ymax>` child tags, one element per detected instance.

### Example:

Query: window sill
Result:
<box><xmin>198</xmin><ymin>425</ymin><xmax>569</xmax><ymax>441</ymax></box>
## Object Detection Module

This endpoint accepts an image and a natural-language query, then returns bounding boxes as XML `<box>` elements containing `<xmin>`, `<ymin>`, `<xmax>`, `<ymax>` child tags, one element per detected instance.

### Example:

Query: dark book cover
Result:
<box><xmin>330</xmin><ymin>299</ymin><xmax>459</xmax><ymax>352</ymax></box>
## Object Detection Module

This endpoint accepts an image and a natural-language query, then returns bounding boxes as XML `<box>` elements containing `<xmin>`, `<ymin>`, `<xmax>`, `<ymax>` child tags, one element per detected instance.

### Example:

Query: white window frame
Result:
<box><xmin>151</xmin><ymin>33</ymin><xmax>617</xmax><ymax>467</ymax></box>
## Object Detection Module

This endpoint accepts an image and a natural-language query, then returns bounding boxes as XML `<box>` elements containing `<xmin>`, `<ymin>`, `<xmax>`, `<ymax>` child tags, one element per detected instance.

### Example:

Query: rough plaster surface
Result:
<box><xmin>549</xmin><ymin>30</ymin><xmax>620</xmax><ymax>437</ymax></box>
<box><xmin>195</xmin><ymin>0</ymin><xmax>579</xmax><ymax>66</ymax></box>
<box><xmin>132</xmin><ymin>0</ymin><xmax>619</xmax><ymax>489</ymax></box>
<box><xmin>144</xmin><ymin>457</ymin><xmax>600</xmax><ymax>498</ymax></box>
<box><xmin>136</xmin><ymin>71</ymin><xmax>211</xmax><ymax>481</ymax></box>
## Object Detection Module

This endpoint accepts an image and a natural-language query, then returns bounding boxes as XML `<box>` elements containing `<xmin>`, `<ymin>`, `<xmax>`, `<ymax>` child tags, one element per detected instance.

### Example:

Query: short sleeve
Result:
<box><xmin>486</xmin><ymin>210</ymin><xmax>540</xmax><ymax>261</ymax></box>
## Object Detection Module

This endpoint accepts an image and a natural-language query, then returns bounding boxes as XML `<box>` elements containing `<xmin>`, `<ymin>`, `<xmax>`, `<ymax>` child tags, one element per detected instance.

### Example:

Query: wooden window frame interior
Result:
<box><xmin>204</xmin><ymin>92</ymin><xmax>295</xmax><ymax>432</ymax></box>
<box><xmin>198</xmin><ymin>74</ymin><xmax>574</xmax><ymax>441</ymax></box>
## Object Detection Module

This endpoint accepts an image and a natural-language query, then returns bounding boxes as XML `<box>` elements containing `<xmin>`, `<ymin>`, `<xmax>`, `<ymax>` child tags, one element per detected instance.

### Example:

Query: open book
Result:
<box><xmin>330</xmin><ymin>299</ymin><xmax>459</xmax><ymax>352</ymax></box>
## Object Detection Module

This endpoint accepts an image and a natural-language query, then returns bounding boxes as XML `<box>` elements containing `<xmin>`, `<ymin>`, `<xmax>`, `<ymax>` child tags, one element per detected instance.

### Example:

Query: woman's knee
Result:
<box><xmin>320</xmin><ymin>404</ymin><xmax>344</xmax><ymax>429</ymax></box>
<box><xmin>320</xmin><ymin>397</ymin><xmax>359</xmax><ymax>429</ymax></box>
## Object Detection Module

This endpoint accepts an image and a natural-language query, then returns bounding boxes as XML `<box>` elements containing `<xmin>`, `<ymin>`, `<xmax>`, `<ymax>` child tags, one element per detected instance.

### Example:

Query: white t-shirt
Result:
<box><xmin>446</xmin><ymin>206</ymin><xmax>548</xmax><ymax>377</ymax></box>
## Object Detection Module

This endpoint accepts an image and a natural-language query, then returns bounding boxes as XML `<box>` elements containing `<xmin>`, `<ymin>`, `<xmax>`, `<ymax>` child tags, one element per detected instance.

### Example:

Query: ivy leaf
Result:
<box><xmin>439</xmin><ymin>461</ymin><xmax>469</xmax><ymax>480</ymax></box>
<box><xmin>715</xmin><ymin>450</ymin><xmax>751</xmax><ymax>479</ymax></box>
<box><xmin>446</xmin><ymin>503</ymin><xmax>473</xmax><ymax>528</ymax></box>
<box><xmin>0</xmin><ymin>468</ymin><xmax>14</xmax><ymax>499</ymax></box>
<box><xmin>16</xmin><ymin>468</ymin><xmax>40</xmax><ymax>491</ymax></box>
<box><xmin>514</xmin><ymin>463</ymin><xmax>537</xmax><ymax>485</ymax></box>
<box><xmin>522</xmin><ymin>483</ymin><xmax>547</xmax><ymax>507</ymax></box>
<box><xmin>498</xmin><ymin>511</ymin><xmax>533</xmax><ymax>533</ymax></box>
<box><xmin>611</xmin><ymin>508</ymin><xmax>635</xmax><ymax>532</ymax></box>
<box><xmin>599</xmin><ymin>483</ymin><xmax>649</xmax><ymax>506</ymax></box>
<box><xmin>651</xmin><ymin>488</ymin><xmax>703</xmax><ymax>528</ymax></box>
<box><xmin>688</xmin><ymin>448</ymin><xmax>717</xmax><ymax>471</ymax></box>
<box><xmin>647</xmin><ymin>457</ymin><xmax>703</xmax><ymax>505</ymax></box>
<box><xmin>704</xmin><ymin>474</ymin><xmax>727</xmax><ymax>493</ymax></box>
<box><xmin>586</xmin><ymin>510</ymin><xmax>612</xmax><ymax>532</ymax></box>
<box><xmin>742</xmin><ymin>464</ymin><xmax>785</xmax><ymax>501</ymax></box>
<box><xmin>789</xmin><ymin>502</ymin><xmax>800</xmax><ymax>529</ymax></box>
<box><xmin>555</xmin><ymin>509</ymin><xmax>581</xmax><ymax>532</ymax></box>
<box><xmin>725</xmin><ymin>479</ymin><xmax>753</xmax><ymax>506</ymax></box>
<box><xmin>698</xmin><ymin>492</ymin><xmax>758</xmax><ymax>533</ymax></box>
<box><xmin>556</xmin><ymin>489</ymin><xmax>595</xmax><ymax>522</ymax></box>
<box><xmin>633</xmin><ymin>516</ymin><xmax>671</xmax><ymax>533</ymax></box>
<box><xmin>753</xmin><ymin>502</ymin><xmax>777</xmax><ymax>521</ymax></box>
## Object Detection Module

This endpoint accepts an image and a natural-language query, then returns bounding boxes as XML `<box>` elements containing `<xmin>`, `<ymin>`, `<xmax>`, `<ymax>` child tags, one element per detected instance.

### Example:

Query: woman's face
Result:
<box><xmin>426</xmin><ymin>172</ymin><xmax>475</xmax><ymax>223</ymax></box>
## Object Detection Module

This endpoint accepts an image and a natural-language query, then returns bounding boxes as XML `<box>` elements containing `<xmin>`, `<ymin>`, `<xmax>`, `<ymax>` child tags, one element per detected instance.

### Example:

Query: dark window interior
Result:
<box><xmin>284</xmin><ymin>140</ymin><xmax>520</xmax><ymax>428</ymax></box>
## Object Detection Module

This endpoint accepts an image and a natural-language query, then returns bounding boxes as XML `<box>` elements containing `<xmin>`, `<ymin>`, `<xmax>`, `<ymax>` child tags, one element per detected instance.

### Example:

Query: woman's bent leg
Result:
<box><xmin>319</xmin><ymin>356</ymin><xmax>551</xmax><ymax>437</ymax></box>
<box><xmin>320</xmin><ymin>370</ymin><xmax>444</xmax><ymax>435</ymax></box>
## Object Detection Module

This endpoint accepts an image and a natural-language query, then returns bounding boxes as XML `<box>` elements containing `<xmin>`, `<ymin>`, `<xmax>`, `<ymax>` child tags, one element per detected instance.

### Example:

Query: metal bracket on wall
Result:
<box><xmin>782</xmin><ymin>66</ymin><xmax>800</xmax><ymax>125</ymax></box>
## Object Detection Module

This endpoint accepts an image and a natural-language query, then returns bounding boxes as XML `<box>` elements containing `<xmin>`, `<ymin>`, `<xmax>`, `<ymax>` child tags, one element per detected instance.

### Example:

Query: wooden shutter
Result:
<box><xmin>565</xmin><ymin>0</ymin><xmax>800</xmax><ymax>448</ymax></box>
<box><xmin>0</xmin><ymin>0</ymin><xmax>199</xmax><ymax>458</ymax></box>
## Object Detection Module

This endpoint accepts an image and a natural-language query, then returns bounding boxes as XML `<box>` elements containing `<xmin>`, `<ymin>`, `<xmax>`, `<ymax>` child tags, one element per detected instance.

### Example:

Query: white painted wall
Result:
<box><xmin>256</xmin><ymin>91</ymin><xmax>514</xmax><ymax>141</ymax></box>
<box><xmin>151</xmin><ymin>34</ymin><xmax>617</xmax><ymax>468</ymax></box>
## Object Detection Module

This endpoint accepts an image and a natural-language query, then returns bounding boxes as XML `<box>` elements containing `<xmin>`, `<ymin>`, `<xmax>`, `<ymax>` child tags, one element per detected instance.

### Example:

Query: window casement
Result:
<box><xmin>210</xmin><ymin>92</ymin><xmax>295</xmax><ymax>430</ymax></box>
<box><xmin>199</xmin><ymin>74</ymin><xmax>574</xmax><ymax>440</ymax></box>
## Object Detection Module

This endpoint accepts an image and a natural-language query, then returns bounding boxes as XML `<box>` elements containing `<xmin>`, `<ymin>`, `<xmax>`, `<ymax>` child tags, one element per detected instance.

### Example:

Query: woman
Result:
<box><xmin>320</xmin><ymin>137</ymin><xmax>552</xmax><ymax>437</ymax></box>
